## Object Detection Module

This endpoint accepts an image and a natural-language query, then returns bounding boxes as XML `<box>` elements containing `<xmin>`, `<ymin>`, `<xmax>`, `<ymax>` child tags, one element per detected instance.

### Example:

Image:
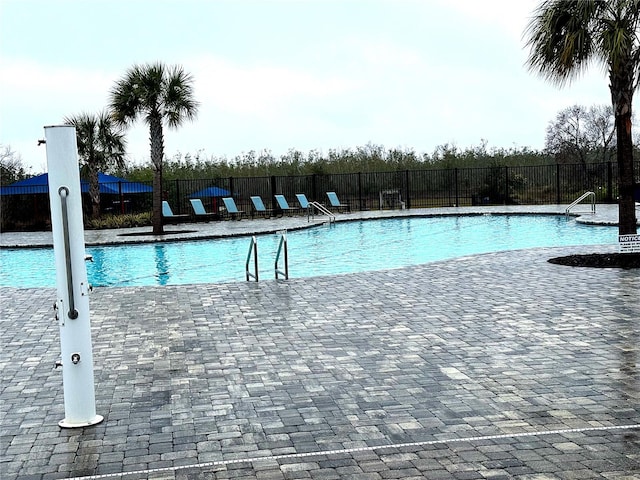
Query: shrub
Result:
<box><xmin>86</xmin><ymin>212</ymin><xmax>152</xmax><ymax>229</ymax></box>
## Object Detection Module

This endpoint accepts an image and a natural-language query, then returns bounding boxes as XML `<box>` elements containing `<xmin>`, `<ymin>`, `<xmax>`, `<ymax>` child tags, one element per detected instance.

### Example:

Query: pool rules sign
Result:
<box><xmin>619</xmin><ymin>234</ymin><xmax>640</xmax><ymax>253</ymax></box>
<box><xmin>45</xmin><ymin>125</ymin><xmax>103</xmax><ymax>428</ymax></box>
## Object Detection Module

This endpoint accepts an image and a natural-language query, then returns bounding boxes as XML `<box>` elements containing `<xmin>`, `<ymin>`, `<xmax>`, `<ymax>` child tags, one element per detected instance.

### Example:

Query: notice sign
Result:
<box><xmin>619</xmin><ymin>234</ymin><xmax>640</xmax><ymax>253</ymax></box>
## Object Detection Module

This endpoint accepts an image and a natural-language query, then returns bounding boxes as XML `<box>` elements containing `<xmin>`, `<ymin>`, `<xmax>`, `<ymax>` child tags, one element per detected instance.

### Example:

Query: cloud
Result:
<box><xmin>438</xmin><ymin>0</ymin><xmax>538</xmax><ymax>42</ymax></box>
<box><xmin>189</xmin><ymin>55</ymin><xmax>356</xmax><ymax>117</ymax></box>
<box><xmin>0</xmin><ymin>57</ymin><xmax>120</xmax><ymax>169</ymax></box>
<box><xmin>0</xmin><ymin>57</ymin><xmax>114</xmax><ymax>112</ymax></box>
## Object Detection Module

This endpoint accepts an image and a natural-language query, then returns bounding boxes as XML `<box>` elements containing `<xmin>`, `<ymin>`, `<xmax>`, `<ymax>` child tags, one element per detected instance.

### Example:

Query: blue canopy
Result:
<box><xmin>95</xmin><ymin>173</ymin><xmax>152</xmax><ymax>194</ymax></box>
<box><xmin>0</xmin><ymin>172</ymin><xmax>152</xmax><ymax>195</ymax></box>
<box><xmin>189</xmin><ymin>186</ymin><xmax>231</xmax><ymax>198</ymax></box>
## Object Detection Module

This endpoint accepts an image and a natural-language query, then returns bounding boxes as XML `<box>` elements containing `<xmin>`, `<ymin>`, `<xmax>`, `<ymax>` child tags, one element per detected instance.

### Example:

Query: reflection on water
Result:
<box><xmin>89</xmin><ymin>248</ymin><xmax>107</xmax><ymax>286</ymax></box>
<box><xmin>154</xmin><ymin>245</ymin><xmax>170</xmax><ymax>285</ymax></box>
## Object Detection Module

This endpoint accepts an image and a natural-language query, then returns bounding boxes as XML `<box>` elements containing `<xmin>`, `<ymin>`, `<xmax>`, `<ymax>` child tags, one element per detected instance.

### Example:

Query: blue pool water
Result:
<box><xmin>1</xmin><ymin>215</ymin><xmax>617</xmax><ymax>288</ymax></box>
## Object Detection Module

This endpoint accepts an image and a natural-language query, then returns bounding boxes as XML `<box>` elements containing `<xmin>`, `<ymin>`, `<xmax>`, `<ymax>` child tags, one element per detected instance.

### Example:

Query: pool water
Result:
<box><xmin>1</xmin><ymin>215</ymin><xmax>617</xmax><ymax>288</ymax></box>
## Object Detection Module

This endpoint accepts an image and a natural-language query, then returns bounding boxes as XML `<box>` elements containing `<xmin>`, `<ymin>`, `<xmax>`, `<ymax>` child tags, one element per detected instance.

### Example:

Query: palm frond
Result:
<box><xmin>524</xmin><ymin>0</ymin><xmax>602</xmax><ymax>85</ymax></box>
<box><xmin>63</xmin><ymin>110</ymin><xmax>127</xmax><ymax>171</ymax></box>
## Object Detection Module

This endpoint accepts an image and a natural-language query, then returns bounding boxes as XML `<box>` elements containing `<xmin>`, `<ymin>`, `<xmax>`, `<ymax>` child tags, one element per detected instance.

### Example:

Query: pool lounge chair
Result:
<box><xmin>222</xmin><ymin>197</ymin><xmax>245</xmax><ymax>220</ymax></box>
<box><xmin>250</xmin><ymin>195</ymin><xmax>274</xmax><ymax>218</ymax></box>
<box><xmin>162</xmin><ymin>201</ymin><xmax>190</xmax><ymax>223</ymax></box>
<box><xmin>189</xmin><ymin>198</ymin><xmax>218</xmax><ymax>222</ymax></box>
<box><xmin>295</xmin><ymin>193</ymin><xmax>311</xmax><ymax>211</ymax></box>
<box><xmin>274</xmin><ymin>194</ymin><xmax>300</xmax><ymax>216</ymax></box>
<box><xmin>326</xmin><ymin>191</ymin><xmax>350</xmax><ymax>212</ymax></box>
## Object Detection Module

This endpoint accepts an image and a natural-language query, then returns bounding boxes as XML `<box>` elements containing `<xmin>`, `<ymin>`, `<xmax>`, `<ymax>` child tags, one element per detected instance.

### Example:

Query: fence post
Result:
<box><xmin>175</xmin><ymin>179</ymin><xmax>181</xmax><ymax>213</ymax></box>
<box><xmin>556</xmin><ymin>163</ymin><xmax>561</xmax><ymax>204</ymax></box>
<box><xmin>405</xmin><ymin>170</ymin><xmax>411</xmax><ymax>209</ymax></box>
<box><xmin>504</xmin><ymin>166</ymin><xmax>509</xmax><ymax>205</ymax></box>
<box><xmin>454</xmin><ymin>168</ymin><xmax>459</xmax><ymax>207</ymax></box>
<box><xmin>311</xmin><ymin>174</ymin><xmax>317</xmax><ymax>202</ymax></box>
<box><xmin>118</xmin><ymin>181</ymin><xmax>124</xmax><ymax>214</ymax></box>
<box><xmin>270</xmin><ymin>175</ymin><xmax>277</xmax><ymax>211</ymax></box>
<box><xmin>607</xmin><ymin>161</ymin><xmax>613</xmax><ymax>203</ymax></box>
<box><xmin>357</xmin><ymin>172</ymin><xmax>363</xmax><ymax>210</ymax></box>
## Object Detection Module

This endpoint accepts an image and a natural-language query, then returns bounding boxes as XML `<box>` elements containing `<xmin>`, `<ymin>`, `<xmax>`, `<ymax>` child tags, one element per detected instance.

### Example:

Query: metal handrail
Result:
<box><xmin>245</xmin><ymin>236</ymin><xmax>258</xmax><ymax>281</ymax></box>
<box><xmin>308</xmin><ymin>201</ymin><xmax>336</xmax><ymax>223</ymax></box>
<box><xmin>565</xmin><ymin>191</ymin><xmax>596</xmax><ymax>217</ymax></box>
<box><xmin>59</xmin><ymin>186</ymin><xmax>78</xmax><ymax>319</ymax></box>
<box><xmin>275</xmin><ymin>232</ymin><xmax>289</xmax><ymax>280</ymax></box>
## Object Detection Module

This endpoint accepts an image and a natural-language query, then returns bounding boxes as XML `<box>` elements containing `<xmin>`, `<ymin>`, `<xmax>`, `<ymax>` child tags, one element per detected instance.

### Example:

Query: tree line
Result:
<box><xmin>114</xmin><ymin>142</ymin><xmax>548</xmax><ymax>181</ymax></box>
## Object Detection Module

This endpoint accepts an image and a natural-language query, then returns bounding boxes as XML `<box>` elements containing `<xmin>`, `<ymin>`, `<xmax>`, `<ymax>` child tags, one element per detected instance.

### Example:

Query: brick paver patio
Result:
<box><xmin>1</xmin><ymin>207</ymin><xmax>639</xmax><ymax>479</ymax></box>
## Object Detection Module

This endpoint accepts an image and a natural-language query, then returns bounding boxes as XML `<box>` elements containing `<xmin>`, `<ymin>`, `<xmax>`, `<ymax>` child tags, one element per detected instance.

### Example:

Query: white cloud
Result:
<box><xmin>0</xmin><ymin>57</ymin><xmax>114</xmax><ymax>112</ymax></box>
<box><xmin>438</xmin><ymin>0</ymin><xmax>538</xmax><ymax>42</ymax></box>
<box><xmin>190</xmin><ymin>55</ymin><xmax>356</xmax><ymax>117</ymax></box>
<box><xmin>0</xmin><ymin>57</ymin><xmax>122</xmax><ymax>171</ymax></box>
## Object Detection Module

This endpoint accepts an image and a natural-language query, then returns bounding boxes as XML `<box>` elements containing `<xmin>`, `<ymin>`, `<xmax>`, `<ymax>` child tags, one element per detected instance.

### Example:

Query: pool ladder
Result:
<box><xmin>246</xmin><ymin>232</ymin><xmax>289</xmax><ymax>282</ymax></box>
<box><xmin>565</xmin><ymin>191</ymin><xmax>596</xmax><ymax>217</ymax></box>
<box><xmin>245</xmin><ymin>236</ymin><xmax>259</xmax><ymax>281</ymax></box>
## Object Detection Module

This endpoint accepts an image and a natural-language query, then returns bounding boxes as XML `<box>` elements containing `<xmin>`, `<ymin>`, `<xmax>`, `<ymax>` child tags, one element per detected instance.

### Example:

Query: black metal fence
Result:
<box><xmin>1</xmin><ymin>161</ymin><xmax>635</xmax><ymax>231</ymax></box>
<box><xmin>164</xmin><ymin>161</ymin><xmax>623</xmax><ymax>216</ymax></box>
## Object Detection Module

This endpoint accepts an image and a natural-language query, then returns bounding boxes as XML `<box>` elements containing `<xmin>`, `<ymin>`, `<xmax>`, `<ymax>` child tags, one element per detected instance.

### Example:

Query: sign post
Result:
<box><xmin>45</xmin><ymin>125</ymin><xmax>103</xmax><ymax>428</ymax></box>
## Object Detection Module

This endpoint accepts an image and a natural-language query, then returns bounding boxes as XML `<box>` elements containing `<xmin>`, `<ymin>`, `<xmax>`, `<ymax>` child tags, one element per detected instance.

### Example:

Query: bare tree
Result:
<box><xmin>0</xmin><ymin>144</ymin><xmax>26</xmax><ymax>185</ymax></box>
<box><xmin>545</xmin><ymin>104</ymin><xmax>615</xmax><ymax>165</ymax></box>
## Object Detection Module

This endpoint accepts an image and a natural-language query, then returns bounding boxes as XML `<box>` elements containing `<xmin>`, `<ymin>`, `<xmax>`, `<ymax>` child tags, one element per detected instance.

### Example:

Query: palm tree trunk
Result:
<box><xmin>615</xmin><ymin>110</ymin><xmax>637</xmax><ymax>235</ymax></box>
<box><xmin>610</xmin><ymin>68</ymin><xmax>637</xmax><ymax>236</ymax></box>
<box><xmin>150</xmin><ymin>115</ymin><xmax>165</xmax><ymax>235</ymax></box>
<box><xmin>89</xmin><ymin>166</ymin><xmax>101</xmax><ymax>220</ymax></box>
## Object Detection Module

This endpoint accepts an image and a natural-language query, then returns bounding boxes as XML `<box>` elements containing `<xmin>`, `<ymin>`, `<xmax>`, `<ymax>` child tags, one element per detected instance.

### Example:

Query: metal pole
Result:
<box><xmin>45</xmin><ymin>125</ymin><xmax>103</xmax><ymax>428</ymax></box>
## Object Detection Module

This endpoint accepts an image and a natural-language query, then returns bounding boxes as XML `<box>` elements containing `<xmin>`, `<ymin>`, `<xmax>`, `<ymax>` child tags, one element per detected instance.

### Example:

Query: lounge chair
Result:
<box><xmin>222</xmin><ymin>197</ymin><xmax>245</xmax><ymax>220</ymax></box>
<box><xmin>295</xmin><ymin>193</ymin><xmax>311</xmax><ymax>211</ymax></box>
<box><xmin>326</xmin><ymin>191</ymin><xmax>350</xmax><ymax>212</ymax></box>
<box><xmin>162</xmin><ymin>201</ymin><xmax>190</xmax><ymax>223</ymax></box>
<box><xmin>189</xmin><ymin>198</ymin><xmax>218</xmax><ymax>222</ymax></box>
<box><xmin>250</xmin><ymin>195</ymin><xmax>274</xmax><ymax>218</ymax></box>
<box><xmin>274</xmin><ymin>194</ymin><xmax>300</xmax><ymax>216</ymax></box>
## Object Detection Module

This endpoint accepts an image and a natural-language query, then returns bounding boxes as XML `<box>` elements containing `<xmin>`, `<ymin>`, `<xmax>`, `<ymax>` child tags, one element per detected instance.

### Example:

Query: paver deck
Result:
<box><xmin>1</xmin><ymin>206</ymin><xmax>639</xmax><ymax>479</ymax></box>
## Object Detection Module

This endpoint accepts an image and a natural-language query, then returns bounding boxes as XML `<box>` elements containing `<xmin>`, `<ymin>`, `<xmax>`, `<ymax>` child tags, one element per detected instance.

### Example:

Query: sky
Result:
<box><xmin>0</xmin><ymin>0</ymin><xmax>624</xmax><ymax>174</ymax></box>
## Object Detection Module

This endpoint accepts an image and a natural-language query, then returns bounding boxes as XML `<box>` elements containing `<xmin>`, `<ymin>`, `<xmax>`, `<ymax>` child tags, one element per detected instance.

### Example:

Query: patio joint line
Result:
<box><xmin>66</xmin><ymin>423</ymin><xmax>640</xmax><ymax>480</ymax></box>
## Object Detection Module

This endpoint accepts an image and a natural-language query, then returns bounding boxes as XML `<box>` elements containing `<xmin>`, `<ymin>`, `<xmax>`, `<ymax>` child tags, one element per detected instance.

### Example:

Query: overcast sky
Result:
<box><xmin>0</xmin><ymin>0</ymin><xmax>623</xmax><ymax>174</ymax></box>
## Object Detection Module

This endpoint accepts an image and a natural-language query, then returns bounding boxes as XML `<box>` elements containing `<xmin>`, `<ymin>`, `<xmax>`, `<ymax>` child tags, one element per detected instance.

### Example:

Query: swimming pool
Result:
<box><xmin>1</xmin><ymin>215</ymin><xmax>617</xmax><ymax>288</ymax></box>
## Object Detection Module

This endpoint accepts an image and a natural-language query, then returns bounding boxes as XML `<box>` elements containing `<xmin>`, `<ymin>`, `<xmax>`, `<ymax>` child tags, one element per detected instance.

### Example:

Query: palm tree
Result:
<box><xmin>109</xmin><ymin>62</ymin><xmax>199</xmax><ymax>234</ymax></box>
<box><xmin>64</xmin><ymin>111</ymin><xmax>127</xmax><ymax>219</ymax></box>
<box><xmin>525</xmin><ymin>0</ymin><xmax>639</xmax><ymax>235</ymax></box>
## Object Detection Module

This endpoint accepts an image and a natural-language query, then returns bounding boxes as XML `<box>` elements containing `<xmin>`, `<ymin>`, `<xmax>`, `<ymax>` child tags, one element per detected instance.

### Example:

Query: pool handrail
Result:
<box><xmin>245</xmin><ymin>236</ymin><xmax>258</xmax><ymax>281</ymax></box>
<box><xmin>59</xmin><ymin>186</ymin><xmax>78</xmax><ymax>320</ymax></box>
<box><xmin>565</xmin><ymin>191</ymin><xmax>596</xmax><ymax>217</ymax></box>
<box><xmin>308</xmin><ymin>201</ymin><xmax>336</xmax><ymax>223</ymax></box>
<box><xmin>275</xmin><ymin>231</ymin><xmax>289</xmax><ymax>280</ymax></box>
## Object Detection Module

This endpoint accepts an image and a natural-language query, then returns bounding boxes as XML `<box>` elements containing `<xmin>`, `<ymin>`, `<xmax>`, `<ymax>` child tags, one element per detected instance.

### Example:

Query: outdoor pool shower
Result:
<box><xmin>45</xmin><ymin>125</ymin><xmax>102</xmax><ymax>428</ymax></box>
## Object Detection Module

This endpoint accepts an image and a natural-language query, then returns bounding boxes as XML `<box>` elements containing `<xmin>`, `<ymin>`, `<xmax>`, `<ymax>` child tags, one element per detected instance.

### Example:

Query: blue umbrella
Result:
<box><xmin>189</xmin><ymin>186</ymin><xmax>231</xmax><ymax>198</ymax></box>
<box><xmin>95</xmin><ymin>173</ymin><xmax>152</xmax><ymax>194</ymax></box>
